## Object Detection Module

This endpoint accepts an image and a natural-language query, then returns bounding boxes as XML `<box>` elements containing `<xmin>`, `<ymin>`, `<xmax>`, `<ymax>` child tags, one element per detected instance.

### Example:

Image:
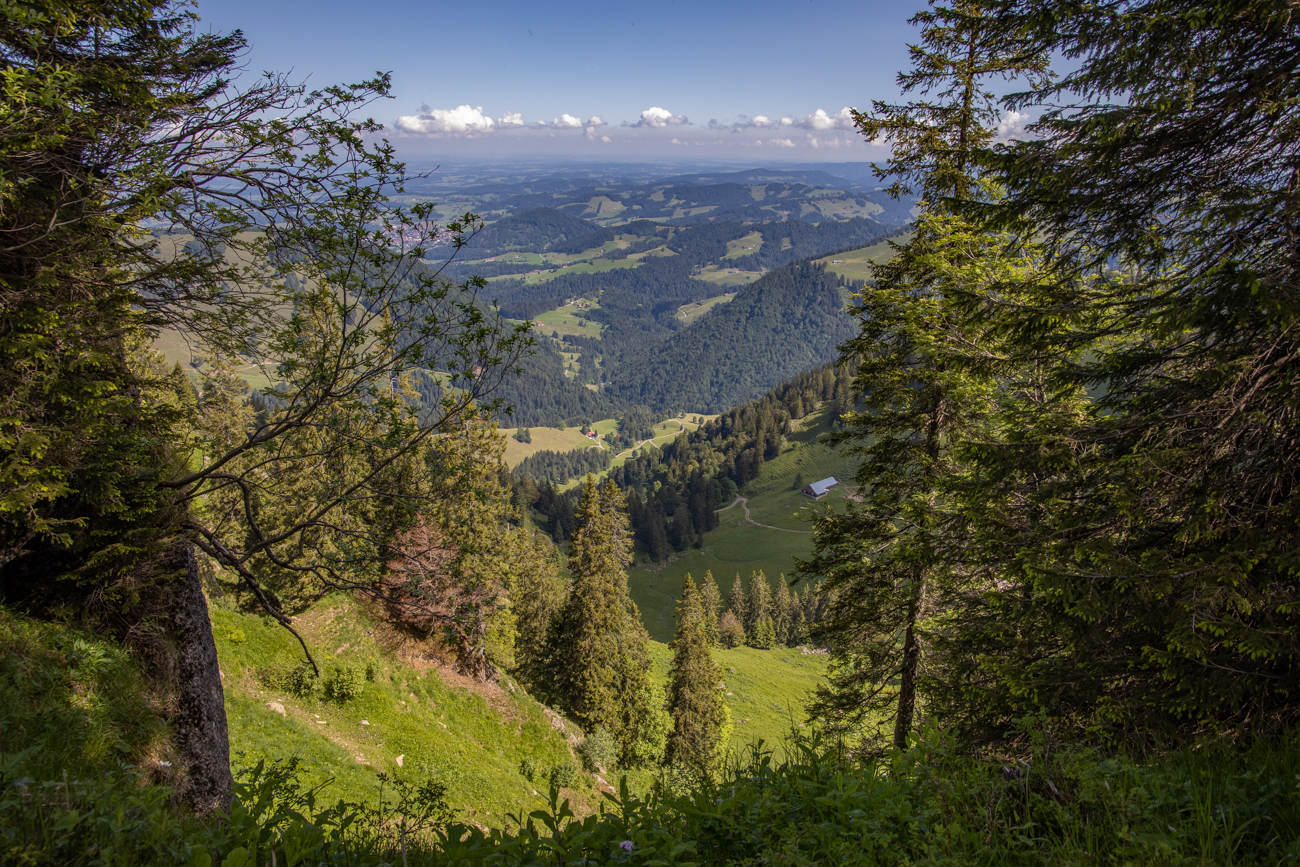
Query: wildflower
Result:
<box><xmin>619</xmin><ymin>841</ymin><xmax>634</xmax><ymax>852</ymax></box>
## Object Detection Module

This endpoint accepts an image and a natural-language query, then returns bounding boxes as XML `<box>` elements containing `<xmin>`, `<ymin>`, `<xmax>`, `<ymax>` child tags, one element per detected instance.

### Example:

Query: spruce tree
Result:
<box><xmin>664</xmin><ymin>574</ymin><xmax>727</xmax><ymax>777</ymax></box>
<box><xmin>745</xmin><ymin>570</ymin><xmax>772</xmax><ymax>641</ymax></box>
<box><xmin>727</xmin><ymin>574</ymin><xmax>749</xmax><ymax>641</ymax></box>
<box><xmin>799</xmin><ymin>0</ymin><xmax>1048</xmax><ymax>751</ymax></box>
<box><xmin>700</xmin><ymin>571</ymin><xmax>723</xmax><ymax>647</ymax></box>
<box><xmin>789</xmin><ymin>590</ymin><xmax>808</xmax><ymax>646</ymax></box>
<box><xmin>942</xmin><ymin>0</ymin><xmax>1300</xmax><ymax>737</ymax></box>
<box><xmin>750</xmin><ymin>617</ymin><xmax>776</xmax><ymax>650</ymax></box>
<box><xmin>772</xmin><ymin>575</ymin><xmax>793</xmax><ymax>646</ymax></box>
<box><xmin>544</xmin><ymin>478</ymin><xmax>656</xmax><ymax>765</ymax></box>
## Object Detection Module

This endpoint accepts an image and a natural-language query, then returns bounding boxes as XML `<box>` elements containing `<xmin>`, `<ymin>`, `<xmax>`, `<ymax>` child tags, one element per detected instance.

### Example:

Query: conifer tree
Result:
<box><xmin>800</xmin><ymin>0</ymin><xmax>1048</xmax><ymax>751</ymax></box>
<box><xmin>940</xmin><ymin>0</ymin><xmax>1300</xmax><ymax>737</ymax></box>
<box><xmin>700</xmin><ymin>571</ymin><xmax>723</xmax><ymax>647</ymax></box>
<box><xmin>772</xmin><ymin>575</ymin><xmax>793</xmax><ymax>646</ymax></box>
<box><xmin>745</xmin><ymin>570</ymin><xmax>773</xmax><ymax>640</ymax></box>
<box><xmin>664</xmin><ymin>574</ymin><xmax>727</xmax><ymax>777</ymax></box>
<box><xmin>750</xmin><ymin>617</ymin><xmax>776</xmax><ymax>650</ymax></box>
<box><xmin>511</xmin><ymin>534</ymin><xmax>567</xmax><ymax>689</ymax></box>
<box><xmin>544</xmin><ymin>477</ymin><xmax>656</xmax><ymax>765</ymax></box>
<box><xmin>789</xmin><ymin>590</ymin><xmax>808</xmax><ymax>646</ymax></box>
<box><xmin>726</xmin><ymin>575</ymin><xmax>748</xmax><ymax>641</ymax></box>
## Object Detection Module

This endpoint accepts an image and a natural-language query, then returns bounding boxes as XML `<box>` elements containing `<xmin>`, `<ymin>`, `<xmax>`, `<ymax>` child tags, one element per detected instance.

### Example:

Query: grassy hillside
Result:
<box><xmin>0</xmin><ymin>604</ymin><xmax>177</xmax><ymax>784</ymax></box>
<box><xmin>816</xmin><ymin>233</ymin><xmax>910</xmax><ymax>282</ymax></box>
<box><xmin>211</xmin><ymin>587</ymin><xmax>824</xmax><ymax>823</ymax></box>
<box><xmin>676</xmin><ymin>293</ymin><xmax>737</xmax><ymax>324</ymax></box>
<box><xmin>646</xmin><ymin>642</ymin><xmax>825</xmax><ymax>757</ymax></box>
<box><xmin>211</xmin><ymin>593</ymin><xmax>593</xmax><ymax>823</ymax></box>
<box><xmin>504</xmin><ymin>414</ymin><xmax>719</xmax><ymax>475</ymax></box>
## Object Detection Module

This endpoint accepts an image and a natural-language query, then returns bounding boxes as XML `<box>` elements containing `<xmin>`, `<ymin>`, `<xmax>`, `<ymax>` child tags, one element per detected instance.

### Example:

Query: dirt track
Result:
<box><xmin>715</xmin><ymin>496</ymin><xmax>812</xmax><ymax>534</ymax></box>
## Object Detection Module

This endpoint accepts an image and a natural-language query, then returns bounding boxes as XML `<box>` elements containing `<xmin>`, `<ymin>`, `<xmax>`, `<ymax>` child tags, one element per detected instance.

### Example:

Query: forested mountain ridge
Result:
<box><xmin>456</xmin><ymin>216</ymin><xmax>902</xmax><ymax>425</ymax></box>
<box><xmin>607</xmin><ymin>262</ymin><xmax>859</xmax><ymax>412</ymax></box>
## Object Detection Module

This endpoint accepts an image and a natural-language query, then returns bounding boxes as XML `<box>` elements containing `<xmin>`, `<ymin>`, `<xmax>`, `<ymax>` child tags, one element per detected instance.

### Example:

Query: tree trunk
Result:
<box><xmin>166</xmin><ymin>542</ymin><xmax>234</xmax><ymax>814</ymax></box>
<box><xmin>893</xmin><ymin>592</ymin><xmax>923</xmax><ymax>751</ymax></box>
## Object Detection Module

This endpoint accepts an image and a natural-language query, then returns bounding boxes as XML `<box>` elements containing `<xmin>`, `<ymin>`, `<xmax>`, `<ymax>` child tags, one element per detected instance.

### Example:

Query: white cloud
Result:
<box><xmin>395</xmin><ymin>104</ymin><xmax>496</xmax><ymax>136</ymax></box>
<box><xmin>767</xmin><ymin>138</ymin><xmax>796</xmax><ymax>148</ymax></box>
<box><xmin>789</xmin><ymin>107</ymin><xmax>856</xmax><ymax>131</ymax></box>
<box><xmin>631</xmin><ymin>106</ymin><xmax>689</xmax><ymax>128</ymax></box>
<box><xmin>602</xmin><ymin>135</ymin><xmax>612</xmax><ymax>142</ymax></box>
<box><xmin>995</xmin><ymin>109</ymin><xmax>1032</xmax><ymax>141</ymax></box>
<box><xmin>671</xmin><ymin>137</ymin><xmax>683</xmax><ymax>145</ymax></box>
<box><xmin>395</xmin><ymin>105</ymin><xmax>606</xmax><ymax>136</ymax></box>
<box><xmin>711</xmin><ymin>113</ymin><xmax>779</xmax><ymax>133</ymax></box>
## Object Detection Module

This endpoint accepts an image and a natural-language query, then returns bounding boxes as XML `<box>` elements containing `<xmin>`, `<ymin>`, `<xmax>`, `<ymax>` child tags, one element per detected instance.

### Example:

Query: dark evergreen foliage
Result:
<box><xmin>608</xmin><ymin>263</ymin><xmax>860</xmax><ymax>412</ymax></box>
<box><xmin>664</xmin><ymin>574</ymin><xmax>726</xmax><ymax>776</ymax></box>
<box><xmin>462</xmin><ymin>208</ymin><xmax>595</xmax><ymax>255</ymax></box>
<box><xmin>512</xmin><ymin>447</ymin><xmax>611</xmax><ymax>485</ymax></box>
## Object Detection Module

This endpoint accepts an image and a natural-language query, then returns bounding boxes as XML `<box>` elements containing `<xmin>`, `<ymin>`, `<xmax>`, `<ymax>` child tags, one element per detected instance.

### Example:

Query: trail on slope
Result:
<box><xmin>715</xmin><ymin>496</ymin><xmax>813</xmax><ymax>534</ymax></box>
<box><xmin>611</xmin><ymin>420</ymin><xmax>695</xmax><ymax>461</ymax></box>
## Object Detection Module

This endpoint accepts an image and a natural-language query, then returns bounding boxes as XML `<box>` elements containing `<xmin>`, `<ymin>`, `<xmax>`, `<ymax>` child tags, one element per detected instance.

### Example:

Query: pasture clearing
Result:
<box><xmin>817</xmin><ymin>233</ymin><xmax>909</xmax><ymax>281</ymax></box>
<box><xmin>676</xmin><ymin>292</ymin><xmax>737</xmax><ymax>323</ymax></box>
<box><xmin>693</xmin><ymin>266</ymin><xmax>761</xmax><ymax>287</ymax></box>
<box><xmin>627</xmin><ymin>404</ymin><xmax>855</xmax><ymax>631</ymax></box>
<box><xmin>645</xmin><ymin>642</ymin><xmax>827</xmax><ymax>758</ymax></box>
<box><xmin>531</xmin><ymin>300</ymin><xmax>606</xmax><ymax>339</ymax></box>
<box><xmin>724</xmin><ymin>231</ymin><xmax>764</xmax><ymax>258</ymax></box>
<box><xmin>519</xmin><ymin>257</ymin><xmax>637</xmax><ymax>284</ymax></box>
<box><xmin>503</xmin><ymin>425</ymin><xmax>605</xmax><ymax>468</ymax></box>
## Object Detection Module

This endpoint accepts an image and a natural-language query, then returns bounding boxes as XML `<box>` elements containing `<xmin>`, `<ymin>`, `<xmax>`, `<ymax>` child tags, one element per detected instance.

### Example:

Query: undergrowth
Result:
<box><xmin>4</xmin><ymin>726</ymin><xmax>1300</xmax><ymax>866</ymax></box>
<box><xmin>0</xmin><ymin>606</ymin><xmax>174</xmax><ymax>783</ymax></box>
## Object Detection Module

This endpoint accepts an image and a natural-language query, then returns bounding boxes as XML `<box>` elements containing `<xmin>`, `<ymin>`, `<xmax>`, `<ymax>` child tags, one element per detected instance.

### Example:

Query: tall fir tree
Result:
<box><xmin>726</xmin><ymin>574</ymin><xmax>749</xmax><ymax>641</ymax></box>
<box><xmin>544</xmin><ymin>477</ymin><xmax>657</xmax><ymax>765</ymax></box>
<box><xmin>772</xmin><ymin>575</ymin><xmax>793</xmax><ymax>647</ymax></box>
<box><xmin>800</xmin><ymin>0</ymin><xmax>1049</xmax><ymax>751</ymax></box>
<box><xmin>700</xmin><ymin>571</ymin><xmax>723</xmax><ymax>647</ymax></box>
<box><xmin>664</xmin><ymin>574</ymin><xmax>728</xmax><ymax>777</ymax></box>
<box><xmin>746</xmin><ymin>570</ymin><xmax>774</xmax><ymax>649</ymax></box>
<box><xmin>789</xmin><ymin>589</ymin><xmax>808</xmax><ymax>646</ymax></box>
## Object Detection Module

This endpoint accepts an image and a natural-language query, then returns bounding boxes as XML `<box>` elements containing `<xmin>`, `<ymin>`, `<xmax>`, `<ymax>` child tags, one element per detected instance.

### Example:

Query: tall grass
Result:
<box><xmin>5</xmin><ymin>723</ymin><xmax>1300</xmax><ymax>865</ymax></box>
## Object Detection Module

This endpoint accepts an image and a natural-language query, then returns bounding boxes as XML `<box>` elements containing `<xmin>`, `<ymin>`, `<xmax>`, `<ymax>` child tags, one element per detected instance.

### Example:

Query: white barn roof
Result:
<box><xmin>804</xmin><ymin>476</ymin><xmax>839</xmax><ymax>497</ymax></box>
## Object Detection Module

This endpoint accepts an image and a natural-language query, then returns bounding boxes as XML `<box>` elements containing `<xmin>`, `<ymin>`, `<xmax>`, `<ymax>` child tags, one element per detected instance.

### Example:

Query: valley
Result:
<box><xmin>7</xmin><ymin>0</ymin><xmax>1295</xmax><ymax>861</ymax></box>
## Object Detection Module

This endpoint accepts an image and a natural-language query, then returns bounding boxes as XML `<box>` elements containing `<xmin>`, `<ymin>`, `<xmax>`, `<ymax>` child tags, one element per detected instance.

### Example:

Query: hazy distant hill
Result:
<box><xmin>416</xmin><ymin>165</ymin><xmax>916</xmax><ymax>228</ymax></box>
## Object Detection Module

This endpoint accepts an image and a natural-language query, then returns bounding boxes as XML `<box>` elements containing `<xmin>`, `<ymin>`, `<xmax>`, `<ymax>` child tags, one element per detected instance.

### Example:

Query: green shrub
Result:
<box><xmin>518</xmin><ymin>758</ymin><xmax>537</xmax><ymax>782</ymax></box>
<box><xmin>577</xmin><ymin>729</ymin><xmax>617</xmax><ymax>774</ymax></box>
<box><xmin>323</xmin><ymin>665</ymin><xmax>361</xmax><ymax>703</ymax></box>
<box><xmin>283</xmin><ymin>662</ymin><xmax>319</xmax><ymax>698</ymax></box>
<box><xmin>547</xmin><ymin>760</ymin><xmax>578</xmax><ymax>790</ymax></box>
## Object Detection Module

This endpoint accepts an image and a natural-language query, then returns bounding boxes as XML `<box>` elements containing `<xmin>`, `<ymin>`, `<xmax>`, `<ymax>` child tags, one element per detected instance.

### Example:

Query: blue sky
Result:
<box><xmin>195</xmin><ymin>0</ymin><xmax>929</xmax><ymax>158</ymax></box>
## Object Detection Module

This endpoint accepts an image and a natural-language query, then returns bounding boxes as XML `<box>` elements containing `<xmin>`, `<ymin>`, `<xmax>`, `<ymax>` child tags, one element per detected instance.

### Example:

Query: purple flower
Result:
<box><xmin>619</xmin><ymin>841</ymin><xmax>635</xmax><ymax>852</ymax></box>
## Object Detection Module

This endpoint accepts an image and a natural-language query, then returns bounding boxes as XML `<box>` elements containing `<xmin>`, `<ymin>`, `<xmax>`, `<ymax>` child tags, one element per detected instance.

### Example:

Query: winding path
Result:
<box><xmin>611</xmin><ymin>420</ymin><xmax>694</xmax><ymax>461</ymax></box>
<box><xmin>715</xmin><ymin>496</ymin><xmax>813</xmax><ymax>534</ymax></box>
